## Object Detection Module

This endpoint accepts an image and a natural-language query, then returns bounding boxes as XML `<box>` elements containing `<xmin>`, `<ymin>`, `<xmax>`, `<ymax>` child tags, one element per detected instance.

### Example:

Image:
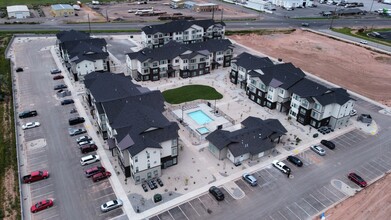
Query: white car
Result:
<box><xmin>22</xmin><ymin>122</ymin><xmax>40</xmax><ymax>130</ymax></box>
<box><xmin>76</xmin><ymin>135</ymin><xmax>92</xmax><ymax>143</ymax></box>
<box><xmin>359</xmin><ymin>40</ymin><xmax>368</xmax><ymax>44</ymax></box>
<box><xmin>80</xmin><ymin>155</ymin><xmax>100</xmax><ymax>166</ymax></box>
<box><xmin>311</xmin><ymin>145</ymin><xmax>326</xmax><ymax>156</ymax></box>
<box><xmin>78</xmin><ymin>140</ymin><xmax>95</xmax><ymax>147</ymax></box>
<box><xmin>272</xmin><ymin>160</ymin><xmax>291</xmax><ymax>174</ymax></box>
<box><xmin>101</xmin><ymin>199</ymin><xmax>123</xmax><ymax>212</ymax></box>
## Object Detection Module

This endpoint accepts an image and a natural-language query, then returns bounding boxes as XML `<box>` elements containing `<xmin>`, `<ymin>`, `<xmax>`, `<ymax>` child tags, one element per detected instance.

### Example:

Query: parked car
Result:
<box><xmin>311</xmin><ymin>145</ymin><xmax>326</xmax><ymax>156</ymax></box>
<box><xmin>150</xmin><ymin>179</ymin><xmax>158</xmax><ymax>188</ymax></box>
<box><xmin>348</xmin><ymin>172</ymin><xmax>367</xmax><ymax>187</ymax></box>
<box><xmin>80</xmin><ymin>144</ymin><xmax>98</xmax><ymax>154</ymax></box>
<box><xmin>156</xmin><ymin>178</ymin><xmax>164</xmax><ymax>187</ymax></box>
<box><xmin>350</xmin><ymin>109</ymin><xmax>357</xmax><ymax>116</ymax></box>
<box><xmin>30</xmin><ymin>199</ymin><xmax>53</xmax><ymax>213</ymax></box>
<box><xmin>272</xmin><ymin>160</ymin><xmax>291</xmax><ymax>174</ymax></box>
<box><xmin>80</xmin><ymin>155</ymin><xmax>100</xmax><ymax>166</ymax></box>
<box><xmin>22</xmin><ymin>122</ymin><xmax>40</xmax><ymax>130</ymax></box>
<box><xmin>209</xmin><ymin>186</ymin><xmax>225</xmax><ymax>201</ymax></box>
<box><xmin>69</xmin><ymin>128</ymin><xmax>87</xmax><ymax>136</ymax></box>
<box><xmin>242</xmin><ymin>173</ymin><xmax>258</xmax><ymax>186</ymax></box>
<box><xmin>22</xmin><ymin>170</ymin><xmax>49</xmax><ymax>183</ymax></box>
<box><xmin>18</xmin><ymin>110</ymin><xmax>37</xmax><ymax>119</ymax></box>
<box><xmin>100</xmin><ymin>199</ymin><xmax>123</xmax><ymax>212</ymax></box>
<box><xmin>77</xmin><ymin>135</ymin><xmax>92</xmax><ymax>143</ymax></box>
<box><xmin>69</xmin><ymin>117</ymin><xmax>85</xmax><ymax>125</ymax></box>
<box><xmin>78</xmin><ymin>140</ymin><xmax>95</xmax><ymax>147</ymax></box>
<box><xmin>147</xmin><ymin>180</ymin><xmax>156</xmax><ymax>190</ymax></box>
<box><xmin>357</xmin><ymin>114</ymin><xmax>372</xmax><ymax>124</ymax></box>
<box><xmin>321</xmin><ymin>140</ymin><xmax>335</xmax><ymax>149</ymax></box>
<box><xmin>85</xmin><ymin>166</ymin><xmax>106</xmax><ymax>178</ymax></box>
<box><xmin>359</xmin><ymin>40</ymin><xmax>368</xmax><ymax>44</ymax></box>
<box><xmin>53</xmin><ymin>75</ymin><xmax>64</xmax><ymax>80</ymax></box>
<box><xmin>61</xmin><ymin>99</ymin><xmax>74</xmax><ymax>105</ymax></box>
<box><xmin>287</xmin><ymin>155</ymin><xmax>303</xmax><ymax>167</ymax></box>
<box><xmin>50</xmin><ymin>68</ymin><xmax>62</xmax><ymax>74</ymax></box>
<box><xmin>16</xmin><ymin>67</ymin><xmax>24</xmax><ymax>72</ymax></box>
<box><xmin>54</xmin><ymin>84</ymin><xmax>67</xmax><ymax>90</ymax></box>
<box><xmin>142</xmin><ymin>183</ymin><xmax>149</xmax><ymax>192</ymax></box>
<box><xmin>301</xmin><ymin>22</ymin><xmax>309</xmax><ymax>27</ymax></box>
<box><xmin>92</xmin><ymin>171</ymin><xmax>111</xmax><ymax>182</ymax></box>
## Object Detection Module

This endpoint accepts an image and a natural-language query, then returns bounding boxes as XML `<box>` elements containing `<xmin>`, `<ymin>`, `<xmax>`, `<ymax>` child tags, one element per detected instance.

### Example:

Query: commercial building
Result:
<box><xmin>51</xmin><ymin>4</ymin><xmax>75</xmax><ymax>17</ymax></box>
<box><xmin>6</xmin><ymin>5</ymin><xmax>30</xmax><ymax>19</ymax></box>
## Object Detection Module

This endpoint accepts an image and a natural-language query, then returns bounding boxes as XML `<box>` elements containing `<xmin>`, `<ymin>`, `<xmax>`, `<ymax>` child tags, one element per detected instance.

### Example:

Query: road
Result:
<box><xmin>0</xmin><ymin>18</ymin><xmax>390</xmax><ymax>31</ymax></box>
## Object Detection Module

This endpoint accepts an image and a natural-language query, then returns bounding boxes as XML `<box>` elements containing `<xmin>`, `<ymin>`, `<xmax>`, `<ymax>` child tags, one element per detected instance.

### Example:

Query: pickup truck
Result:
<box><xmin>23</xmin><ymin>170</ymin><xmax>49</xmax><ymax>183</ymax></box>
<box><xmin>272</xmin><ymin>160</ymin><xmax>291</xmax><ymax>174</ymax></box>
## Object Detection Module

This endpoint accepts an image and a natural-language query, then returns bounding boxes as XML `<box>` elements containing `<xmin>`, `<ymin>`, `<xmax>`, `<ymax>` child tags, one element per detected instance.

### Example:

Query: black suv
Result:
<box><xmin>61</xmin><ymin>99</ymin><xmax>74</xmax><ymax>105</ymax></box>
<box><xmin>69</xmin><ymin>117</ymin><xmax>85</xmax><ymax>125</ymax></box>
<box><xmin>18</xmin><ymin>110</ymin><xmax>38</xmax><ymax>119</ymax></box>
<box><xmin>287</xmin><ymin>155</ymin><xmax>303</xmax><ymax>167</ymax></box>
<box><xmin>54</xmin><ymin>84</ymin><xmax>67</xmax><ymax>90</ymax></box>
<box><xmin>209</xmin><ymin>186</ymin><xmax>224</xmax><ymax>201</ymax></box>
<box><xmin>321</xmin><ymin>140</ymin><xmax>335</xmax><ymax>149</ymax></box>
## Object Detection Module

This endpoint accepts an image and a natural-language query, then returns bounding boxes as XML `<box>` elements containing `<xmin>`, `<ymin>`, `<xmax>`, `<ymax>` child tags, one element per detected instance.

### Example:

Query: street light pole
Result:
<box><xmin>369</xmin><ymin>0</ymin><xmax>375</xmax><ymax>14</ymax></box>
<box><xmin>329</xmin><ymin>5</ymin><xmax>339</xmax><ymax>29</ymax></box>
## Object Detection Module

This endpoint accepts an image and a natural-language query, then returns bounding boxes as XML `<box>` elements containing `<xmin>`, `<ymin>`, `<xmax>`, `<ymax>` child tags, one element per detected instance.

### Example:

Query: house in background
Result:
<box><xmin>141</xmin><ymin>19</ymin><xmax>226</xmax><ymax>48</ymax></box>
<box><xmin>56</xmin><ymin>30</ymin><xmax>109</xmax><ymax>81</ymax></box>
<box><xmin>229</xmin><ymin>52</ymin><xmax>274</xmax><ymax>87</ymax></box>
<box><xmin>51</xmin><ymin>4</ymin><xmax>75</xmax><ymax>17</ymax></box>
<box><xmin>6</xmin><ymin>5</ymin><xmax>30</xmax><ymax>19</ymax></box>
<box><xmin>206</xmin><ymin>117</ymin><xmax>286</xmax><ymax>164</ymax></box>
<box><xmin>126</xmin><ymin>39</ymin><xmax>233</xmax><ymax>81</ymax></box>
<box><xmin>272</xmin><ymin>0</ymin><xmax>313</xmax><ymax>9</ymax></box>
<box><xmin>84</xmin><ymin>72</ymin><xmax>180</xmax><ymax>184</ymax></box>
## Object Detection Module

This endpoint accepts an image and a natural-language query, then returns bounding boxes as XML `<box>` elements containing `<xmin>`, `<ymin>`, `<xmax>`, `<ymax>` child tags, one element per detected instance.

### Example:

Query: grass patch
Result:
<box><xmin>332</xmin><ymin>27</ymin><xmax>391</xmax><ymax>47</ymax></box>
<box><xmin>226</xmin><ymin>28</ymin><xmax>295</xmax><ymax>36</ymax></box>
<box><xmin>0</xmin><ymin>0</ymin><xmax>115</xmax><ymax>8</ymax></box>
<box><xmin>163</xmin><ymin>85</ymin><xmax>223</xmax><ymax>104</ymax></box>
<box><xmin>0</xmin><ymin>33</ymin><xmax>19</xmax><ymax>219</ymax></box>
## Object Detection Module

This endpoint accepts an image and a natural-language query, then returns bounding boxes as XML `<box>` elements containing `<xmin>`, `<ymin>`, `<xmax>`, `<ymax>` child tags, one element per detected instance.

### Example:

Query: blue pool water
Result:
<box><xmin>196</xmin><ymin>127</ymin><xmax>210</xmax><ymax>135</ymax></box>
<box><xmin>188</xmin><ymin>110</ymin><xmax>214</xmax><ymax>125</ymax></box>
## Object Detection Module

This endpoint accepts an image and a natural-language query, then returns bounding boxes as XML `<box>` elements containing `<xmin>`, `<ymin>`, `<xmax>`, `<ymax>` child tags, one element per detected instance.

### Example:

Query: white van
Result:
<box><xmin>80</xmin><ymin>155</ymin><xmax>100</xmax><ymax>166</ymax></box>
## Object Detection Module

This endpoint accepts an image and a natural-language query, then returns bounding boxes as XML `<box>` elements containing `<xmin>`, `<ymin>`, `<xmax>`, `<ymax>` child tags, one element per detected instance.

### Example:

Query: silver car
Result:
<box><xmin>311</xmin><ymin>145</ymin><xmax>326</xmax><ymax>156</ymax></box>
<box><xmin>101</xmin><ymin>199</ymin><xmax>123</xmax><ymax>212</ymax></box>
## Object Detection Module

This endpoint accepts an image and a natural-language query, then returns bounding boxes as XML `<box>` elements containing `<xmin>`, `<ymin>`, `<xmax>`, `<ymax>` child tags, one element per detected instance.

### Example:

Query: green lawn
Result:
<box><xmin>163</xmin><ymin>85</ymin><xmax>223</xmax><ymax>104</ymax></box>
<box><xmin>0</xmin><ymin>0</ymin><xmax>114</xmax><ymax>8</ymax></box>
<box><xmin>332</xmin><ymin>27</ymin><xmax>391</xmax><ymax>47</ymax></box>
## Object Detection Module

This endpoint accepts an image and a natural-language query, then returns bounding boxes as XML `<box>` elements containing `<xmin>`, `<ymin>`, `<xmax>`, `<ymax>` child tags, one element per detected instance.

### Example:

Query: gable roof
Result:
<box><xmin>141</xmin><ymin>19</ymin><xmax>225</xmax><ymax>35</ymax></box>
<box><xmin>232</xmin><ymin>52</ymin><xmax>274</xmax><ymax>70</ymax></box>
<box><xmin>206</xmin><ymin>117</ymin><xmax>286</xmax><ymax>157</ymax></box>
<box><xmin>313</xmin><ymin>88</ymin><xmax>354</xmax><ymax>106</ymax></box>
<box><xmin>288</xmin><ymin>78</ymin><xmax>329</xmax><ymax>98</ymax></box>
<box><xmin>56</xmin><ymin>30</ymin><xmax>90</xmax><ymax>43</ymax></box>
<box><xmin>127</xmin><ymin>39</ymin><xmax>233</xmax><ymax>62</ymax></box>
<box><xmin>250</xmin><ymin>63</ymin><xmax>306</xmax><ymax>89</ymax></box>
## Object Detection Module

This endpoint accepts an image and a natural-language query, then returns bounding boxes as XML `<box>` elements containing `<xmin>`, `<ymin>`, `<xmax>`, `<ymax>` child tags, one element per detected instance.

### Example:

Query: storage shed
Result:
<box><xmin>51</xmin><ymin>4</ymin><xmax>75</xmax><ymax>17</ymax></box>
<box><xmin>7</xmin><ymin>5</ymin><xmax>30</xmax><ymax>19</ymax></box>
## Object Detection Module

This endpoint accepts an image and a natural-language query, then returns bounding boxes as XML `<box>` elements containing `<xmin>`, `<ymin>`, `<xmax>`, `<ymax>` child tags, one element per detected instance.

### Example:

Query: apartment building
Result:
<box><xmin>84</xmin><ymin>72</ymin><xmax>179</xmax><ymax>184</ymax></box>
<box><xmin>126</xmin><ymin>39</ymin><xmax>233</xmax><ymax>81</ymax></box>
<box><xmin>141</xmin><ymin>19</ymin><xmax>226</xmax><ymax>48</ymax></box>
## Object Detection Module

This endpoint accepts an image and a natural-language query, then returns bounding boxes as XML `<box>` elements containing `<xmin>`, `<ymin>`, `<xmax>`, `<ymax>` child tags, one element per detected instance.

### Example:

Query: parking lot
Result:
<box><xmin>150</xmin><ymin>128</ymin><xmax>391</xmax><ymax>220</ymax></box>
<box><xmin>13</xmin><ymin>37</ymin><xmax>123</xmax><ymax>220</ymax></box>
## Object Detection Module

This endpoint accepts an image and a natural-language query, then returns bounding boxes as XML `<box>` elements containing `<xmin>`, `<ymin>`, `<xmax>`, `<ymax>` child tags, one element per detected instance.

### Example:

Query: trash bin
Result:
<box><xmin>154</xmin><ymin>194</ymin><xmax>162</xmax><ymax>203</ymax></box>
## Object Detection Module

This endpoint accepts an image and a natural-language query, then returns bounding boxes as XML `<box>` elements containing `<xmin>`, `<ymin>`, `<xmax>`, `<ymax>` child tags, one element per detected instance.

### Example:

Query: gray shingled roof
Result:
<box><xmin>141</xmin><ymin>19</ymin><xmax>225</xmax><ymax>35</ymax></box>
<box><xmin>56</xmin><ymin>30</ymin><xmax>90</xmax><ymax>43</ymax></box>
<box><xmin>288</xmin><ymin>78</ymin><xmax>328</xmax><ymax>98</ymax></box>
<box><xmin>313</xmin><ymin>88</ymin><xmax>353</xmax><ymax>106</ymax></box>
<box><xmin>232</xmin><ymin>52</ymin><xmax>274</xmax><ymax>70</ymax></box>
<box><xmin>206</xmin><ymin>117</ymin><xmax>286</xmax><ymax>157</ymax></box>
<box><xmin>127</xmin><ymin>39</ymin><xmax>232</xmax><ymax>62</ymax></box>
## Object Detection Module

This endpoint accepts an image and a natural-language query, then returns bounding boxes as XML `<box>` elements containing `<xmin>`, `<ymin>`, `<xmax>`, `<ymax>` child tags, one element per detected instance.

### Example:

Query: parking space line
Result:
<box><xmin>316</xmin><ymin>190</ymin><xmax>333</xmax><ymax>203</ymax></box>
<box><xmin>239</xmin><ymin>179</ymin><xmax>254</xmax><ymax>192</ymax></box>
<box><xmin>188</xmin><ymin>201</ymin><xmax>201</xmax><ymax>216</ymax></box>
<box><xmin>377</xmin><ymin>157</ymin><xmax>391</xmax><ymax>169</ymax></box>
<box><xmin>28</xmin><ymin>160</ymin><xmax>48</xmax><ymax>167</ymax></box>
<box><xmin>294</xmin><ymin>202</ymin><xmax>310</xmax><ymax>217</ymax></box>
<box><xmin>264</xmin><ymin>169</ymin><xmax>278</xmax><ymax>180</ymax></box>
<box><xmin>302</xmin><ymin>198</ymin><xmax>319</xmax><ymax>212</ymax></box>
<box><xmin>366</xmin><ymin>161</ymin><xmax>385</xmax><ymax>173</ymax></box>
<box><xmin>31</xmin><ymin>184</ymin><xmax>53</xmax><ymax>192</ymax></box>
<box><xmin>156</xmin><ymin>215</ymin><xmax>161</xmax><ymax>220</ymax></box>
<box><xmin>93</xmin><ymin>192</ymin><xmax>114</xmax><ymax>201</ymax></box>
<box><xmin>167</xmin><ymin>210</ymin><xmax>175</xmax><ymax>220</ymax></box>
<box><xmin>42</xmin><ymin>214</ymin><xmax>59</xmax><ymax>220</ymax></box>
<box><xmin>371</xmin><ymin>160</ymin><xmax>390</xmax><ymax>171</ymax></box>
<box><xmin>31</xmin><ymin>191</ymin><xmax>54</xmax><ymax>199</ymax></box>
<box><xmin>278</xmin><ymin>211</ymin><xmax>288</xmax><ymax>220</ymax></box>
<box><xmin>27</xmin><ymin>149</ymin><xmax>46</xmax><ymax>155</ymax></box>
<box><xmin>197</xmin><ymin>197</ymin><xmax>208</xmax><ymax>211</ymax></box>
<box><xmin>362</xmin><ymin>164</ymin><xmax>380</xmax><ymax>177</ymax></box>
<box><xmin>178</xmin><ymin>206</ymin><xmax>190</xmax><ymax>220</ymax></box>
<box><xmin>323</xmin><ymin>185</ymin><xmax>343</xmax><ymax>199</ymax></box>
<box><xmin>310</xmin><ymin>194</ymin><xmax>326</xmax><ymax>208</ymax></box>
<box><xmin>269</xmin><ymin>215</ymin><xmax>276</xmax><ymax>220</ymax></box>
<box><xmin>29</xmin><ymin>154</ymin><xmax>47</xmax><ymax>160</ymax></box>
<box><xmin>286</xmin><ymin>206</ymin><xmax>301</xmax><ymax>220</ymax></box>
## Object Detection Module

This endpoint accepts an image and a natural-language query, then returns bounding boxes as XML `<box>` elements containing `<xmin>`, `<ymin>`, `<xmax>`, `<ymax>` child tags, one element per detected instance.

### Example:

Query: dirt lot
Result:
<box><xmin>231</xmin><ymin>30</ymin><xmax>391</xmax><ymax>219</ymax></box>
<box><xmin>230</xmin><ymin>30</ymin><xmax>391</xmax><ymax>107</ymax></box>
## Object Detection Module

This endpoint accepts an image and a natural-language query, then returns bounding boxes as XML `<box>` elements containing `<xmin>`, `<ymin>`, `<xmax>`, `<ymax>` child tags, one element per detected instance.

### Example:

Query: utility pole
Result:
<box><xmin>329</xmin><ymin>5</ymin><xmax>338</xmax><ymax>29</ymax></box>
<box><xmin>220</xmin><ymin>8</ymin><xmax>223</xmax><ymax>21</ymax></box>
<box><xmin>212</xmin><ymin>7</ymin><xmax>215</xmax><ymax>20</ymax></box>
<box><xmin>88</xmin><ymin>14</ymin><xmax>91</xmax><ymax>33</ymax></box>
<box><xmin>369</xmin><ymin>0</ymin><xmax>375</xmax><ymax>14</ymax></box>
<box><xmin>106</xmin><ymin>8</ymin><xmax>109</xmax><ymax>22</ymax></box>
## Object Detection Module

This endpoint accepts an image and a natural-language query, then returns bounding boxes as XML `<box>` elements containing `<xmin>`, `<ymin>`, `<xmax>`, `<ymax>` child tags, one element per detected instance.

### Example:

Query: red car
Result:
<box><xmin>22</xmin><ymin>170</ymin><xmax>49</xmax><ymax>183</ymax></box>
<box><xmin>348</xmin><ymin>172</ymin><xmax>367</xmax><ymax>187</ymax></box>
<box><xmin>53</xmin><ymin>75</ymin><xmax>64</xmax><ymax>80</ymax></box>
<box><xmin>30</xmin><ymin>199</ymin><xmax>53</xmax><ymax>213</ymax></box>
<box><xmin>92</xmin><ymin>171</ymin><xmax>111</xmax><ymax>182</ymax></box>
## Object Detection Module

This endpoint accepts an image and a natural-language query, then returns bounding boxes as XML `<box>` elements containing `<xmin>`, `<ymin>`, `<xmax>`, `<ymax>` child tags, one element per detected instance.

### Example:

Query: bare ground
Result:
<box><xmin>230</xmin><ymin>30</ymin><xmax>391</xmax><ymax>219</ymax></box>
<box><xmin>230</xmin><ymin>30</ymin><xmax>391</xmax><ymax>106</ymax></box>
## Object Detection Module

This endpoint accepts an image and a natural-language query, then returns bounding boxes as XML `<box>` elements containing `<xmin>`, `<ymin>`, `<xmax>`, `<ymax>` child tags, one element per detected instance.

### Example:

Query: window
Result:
<box><xmin>183</xmin><ymin>59</ymin><xmax>188</xmax><ymax>63</ymax></box>
<box><xmin>200</xmin><ymin>58</ymin><xmax>205</xmax><ymax>62</ymax></box>
<box><xmin>172</xmin><ymin>147</ymin><xmax>178</xmax><ymax>156</ymax></box>
<box><xmin>160</xmin><ymin>60</ymin><xmax>166</xmax><ymax>65</ymax></box>
<box><xmin>269</xmin><ymin>87</ymin><xmax>274</xmax><ymax>92</ymax></box>
<box><xmin>300</xmin><ymin>108</ymin><xmax>306</xmax><ymax>114</ymax></box>
<box><xmin>314</xmin><ymin>103</ymin><xmax>321</xmax><ymax>110</ymax></box>
<box><xmin>311</xmin><ymin>111</ymin><xmax>318</xmax><ymax>118</ymax></box>
<box><xmin>152</xmin><ymin>62</ymin><xmax>158</xmax><ymax>67</ymax></box>
<box><xmin>136</xmin><ymin>167</ymin><xmax>139</xmax><ymax>172</ymax></box>
<box><xmin>134</xmin><ymin>156</ymin><xmax>138</xmax><ymax>162</ymax></box>
<box><xmin>251</xmin><ymin>79</ymin><xmax>256</xmax><ymax>85</ymax></box>
<box><xmin>301</xmin><ymin>100</ymin><xmax>309</xmax><ymax>107</ymax></box>
<box><xmin>172</xmin><ymin>139</ymin><xmax>177</xmax><ymax>146</ymax></box>
<box><xmin>280</xmin><ymin>89</ymin><xmax>284</xmax><ymax>95</ymax></box>
<box><xmin>147</xmin><ymin>163</ymin><xmax>150</xmax><ymax>169</ymax></box>
<box><xmin>146</xmin><ymin>152</ymin><xmax>150</xmax><ymax>159</ymax></box>
<box><xmin>175</xmin><ymin>59</ymin><xmax>179</xmax><ymax>63</ymax></box>
<box><xmin>143</xmin><ymin>69</ymin><xmax>148</xmax><ymax>74</ymax></box>
<box><xmin>190</xmin><ymin>59</ymin><xmax>196</xmax><ymax>63</ymax></box>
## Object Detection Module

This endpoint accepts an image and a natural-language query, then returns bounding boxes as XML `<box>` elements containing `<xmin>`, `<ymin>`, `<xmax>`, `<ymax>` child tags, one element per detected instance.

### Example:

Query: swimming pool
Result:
<box><xmin>188</xmin><ymin>110</ymin><xmax>214</xmax><ymax>125</ymax></box>
<box><xmin>196</xmin><ymin>127</ymin><xmax>210</xmax><ymax>135</ymax></box>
